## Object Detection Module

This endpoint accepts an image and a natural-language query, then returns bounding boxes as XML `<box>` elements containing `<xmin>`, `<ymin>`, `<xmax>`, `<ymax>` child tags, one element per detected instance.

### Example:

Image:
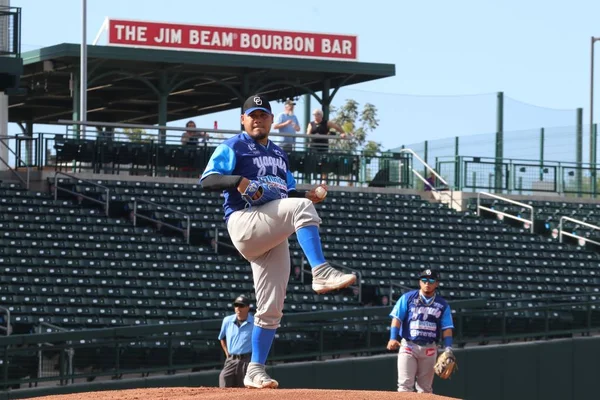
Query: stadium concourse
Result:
<box><xmin>22</xmin><ymin>387</ymin><xmax>459</xmax><ymax>400</ymax></box>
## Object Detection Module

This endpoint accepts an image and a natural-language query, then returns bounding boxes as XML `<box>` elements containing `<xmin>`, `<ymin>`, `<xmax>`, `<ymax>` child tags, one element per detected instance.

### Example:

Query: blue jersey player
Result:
<box><xmin>387</xmin><ymin>269</ymin><xmax>454</xmax><ymax>393</ymax></box>
<box><xmin>200</xmin><ymin>94</ymin><xmax>356</xmax><ymax>389</ymax></box>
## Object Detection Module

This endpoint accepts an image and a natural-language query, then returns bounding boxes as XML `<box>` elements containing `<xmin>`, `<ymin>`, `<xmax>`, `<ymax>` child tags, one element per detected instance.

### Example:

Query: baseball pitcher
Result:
<box><xmin>200</xmin><ymin>94</ymin><xmax>356</xmax><ymax>389</ymax></box>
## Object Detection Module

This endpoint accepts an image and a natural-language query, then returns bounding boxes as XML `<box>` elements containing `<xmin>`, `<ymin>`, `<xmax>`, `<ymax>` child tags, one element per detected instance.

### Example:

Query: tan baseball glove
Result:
<box><xmin>434</xmin><ymin>348</ymin><xmax>458</xmax><ymax>379</ymax></box>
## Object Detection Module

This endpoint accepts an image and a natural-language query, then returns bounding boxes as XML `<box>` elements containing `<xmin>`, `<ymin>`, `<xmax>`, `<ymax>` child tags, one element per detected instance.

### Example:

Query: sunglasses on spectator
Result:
<box><xmin>420</xmin><ymin>278</ymin><xmax>436</xmax><ymax>284</ymax></box>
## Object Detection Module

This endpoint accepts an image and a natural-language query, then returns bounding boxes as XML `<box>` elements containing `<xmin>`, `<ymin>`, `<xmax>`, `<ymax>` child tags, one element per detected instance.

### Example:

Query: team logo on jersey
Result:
<box><xmin>253</xmin><ymin>96</ymin><xmax>262</xmax><ymax>105</ymax></box>
<box><xmin>253</xmin><ymin>156</ymin><xmax>287</xmax><ymax>177</ymax></box>
<box><xmin>273</xmin><ymin>149</ymin><xmax>284</xmax><ymax>157</ymax></box>
<box><xmin>247</xmin><ymin>142</ymin><xmax>257</xmax><ymax>152</ymax></box>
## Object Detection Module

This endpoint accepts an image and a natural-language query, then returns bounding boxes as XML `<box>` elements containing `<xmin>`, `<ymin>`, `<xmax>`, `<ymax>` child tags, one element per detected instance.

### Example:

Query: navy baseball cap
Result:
<box><xmin>233</xmin><ymin>295</ymin><xmax>250</xmax><ymax>307</ymax></box>
<box><xmin>243</xmin><ymin>95</ymin><xmax>272</xmax><ymax>115</ymax></box>
<box><xmin>419</xmin><ymin>269</ymin><xmax>439</xmax><ymax>280</ymax></box>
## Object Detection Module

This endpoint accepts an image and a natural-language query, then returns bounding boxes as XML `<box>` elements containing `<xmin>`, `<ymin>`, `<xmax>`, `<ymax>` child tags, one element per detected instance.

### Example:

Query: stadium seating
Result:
<box><xmin>3</xmin><ymin>178</ymin><xmax>600</xmax><ymax>341</ymax></box>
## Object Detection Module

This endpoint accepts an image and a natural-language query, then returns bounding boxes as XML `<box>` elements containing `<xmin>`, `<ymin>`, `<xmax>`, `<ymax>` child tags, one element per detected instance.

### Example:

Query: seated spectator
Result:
<box><xmin>181</xmin><ymin>120</ymin><xmax>209</xmax><ymax>145</ymax></box>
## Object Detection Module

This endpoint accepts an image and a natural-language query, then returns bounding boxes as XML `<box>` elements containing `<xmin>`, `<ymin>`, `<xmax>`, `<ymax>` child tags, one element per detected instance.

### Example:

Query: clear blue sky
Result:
<box><xmin>9</xmin><ymin>0</ymin><xmax>600</xmax><ymax>158</ymax></box>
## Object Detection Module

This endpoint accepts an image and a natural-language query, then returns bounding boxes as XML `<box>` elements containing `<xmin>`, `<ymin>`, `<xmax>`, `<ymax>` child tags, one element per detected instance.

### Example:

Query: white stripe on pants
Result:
<box><xmin>227</xmin><ymin>198</ymin><xmax>321</xmax><ymax>329</ymax></box>
<box><xmin>397</xmin><ymin>339</ymin><xmax>437</xmax><ymax>393</ymax></box>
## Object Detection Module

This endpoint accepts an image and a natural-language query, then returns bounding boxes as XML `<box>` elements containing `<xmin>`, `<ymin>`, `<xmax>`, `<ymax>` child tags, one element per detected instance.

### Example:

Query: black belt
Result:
<box><xmin>229</xmin><ymin>353</ymin><xmax>251</xmax><ymax>360</ymax></box>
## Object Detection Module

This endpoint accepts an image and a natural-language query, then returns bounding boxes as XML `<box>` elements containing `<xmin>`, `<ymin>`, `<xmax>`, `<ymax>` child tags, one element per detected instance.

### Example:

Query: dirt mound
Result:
<box><xmin>29</xmin><ymin>387</ymin><xmax>461</xmax><ymax>400</ymax></box>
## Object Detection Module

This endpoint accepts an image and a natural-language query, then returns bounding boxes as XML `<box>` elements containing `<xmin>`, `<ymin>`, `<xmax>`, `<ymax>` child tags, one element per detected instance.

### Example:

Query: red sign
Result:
<box><xmin>107</xmin><ymin>19</ymin><xmax>358</xmax><ymax>61</ymax></box>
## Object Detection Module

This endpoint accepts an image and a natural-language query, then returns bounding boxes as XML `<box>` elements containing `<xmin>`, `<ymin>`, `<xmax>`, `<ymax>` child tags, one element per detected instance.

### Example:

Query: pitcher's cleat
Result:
<box><xmin>311</xmin><ymin>263</ymin><xmax>357</xmax><ymax>294</ymax></box>
<box><xmin>244</xmin><ymin>363</ymin><xmax>279</xmax><ymax>389</ymax></box>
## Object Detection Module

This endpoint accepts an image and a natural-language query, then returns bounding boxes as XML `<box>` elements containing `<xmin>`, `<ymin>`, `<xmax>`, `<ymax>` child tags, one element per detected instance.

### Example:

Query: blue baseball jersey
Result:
<box><xmin>201</xmin><ymin>132</ymin><xmax>297</xmax><ymax>220</ymax></box>
<box><xmin>218</xmin><ymin>313</ymin><xmax>254</xmax><ymax>355</ymax></box>
<box><xmin>389</xmin><ymin>290</ymin><xmax>454</xmax><ymax>343</ymax></box>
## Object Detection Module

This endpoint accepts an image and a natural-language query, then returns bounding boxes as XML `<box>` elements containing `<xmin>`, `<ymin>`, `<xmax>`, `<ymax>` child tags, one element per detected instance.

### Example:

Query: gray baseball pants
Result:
<box><xmin>226</xmin><ymin>198</ymin><xmax>321</xmax><ymax>329</ymax></box>
<box><xmin>218</xmin><ymin>355</ymin><xmax>250</xmax><ymax>387</ymax></box>
<box><xmin>397</xmin><ymin>339</ymin><xmax>437</xmax><ymax>393</ymax></box>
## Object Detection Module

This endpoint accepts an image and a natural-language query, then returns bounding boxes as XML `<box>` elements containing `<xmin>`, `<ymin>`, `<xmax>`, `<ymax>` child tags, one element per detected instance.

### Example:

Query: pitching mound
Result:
<box><xmin>28</xmin><ymin>387</ymin><xmax>461</xmax><ymax>400</ymax></box>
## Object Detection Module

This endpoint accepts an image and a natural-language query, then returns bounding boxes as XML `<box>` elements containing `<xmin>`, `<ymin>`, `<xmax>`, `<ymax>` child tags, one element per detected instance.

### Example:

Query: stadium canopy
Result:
<box><xmin>8</xmin><ymin>43</ymin><xmax>395</xmax><ymax>128</ymax></box>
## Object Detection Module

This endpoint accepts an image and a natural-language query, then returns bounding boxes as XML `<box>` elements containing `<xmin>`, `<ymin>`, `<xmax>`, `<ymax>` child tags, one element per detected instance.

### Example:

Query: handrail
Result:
<box><xmin>133</xmin><ymin>198</ymin><xmax>191</xmax><ymax>244</ymax></box>
<box><xmin>53</xmin><ymin>172</ymin><xmax>110</xmax><ymax>217</ymax></box>
<box><xmin>477</xmin><ymin>191</ymin><xmax>534</xmax><ymax>234</ymax></box>
<box><xmin>57</xmin><ymin>119</ymin><xmax>350</xmax><ymax>142</ymax></box>
<box><xmin>0</xmin><ymin>136</ymin><xmax>30</xmax><ymax>189</ymax></box>
<box><xmin>399</xmin><ymin>148</ymin><xmax>457</xmax><ymax>210</ymax></box>
<box><xmin>558</xmin><ymin>216</ymin><xmax>600</xmax><ymax>246</ymax></box>
<box><xmin>389</xmin><ymin>282</ymin><xmax>413</xmax><ymax>303</ymax></box>
<box><xmin>0</xmin><ymin>306</ymin><xmax>11</xmax><ymax>335</ymax></box>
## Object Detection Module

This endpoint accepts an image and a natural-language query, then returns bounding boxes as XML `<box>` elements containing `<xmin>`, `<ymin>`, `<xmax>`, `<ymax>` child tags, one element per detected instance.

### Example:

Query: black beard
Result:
<box><xmin>251</xmin><ymin>132</ymin><xmax>268</xmax><ymax>142</ymax></box>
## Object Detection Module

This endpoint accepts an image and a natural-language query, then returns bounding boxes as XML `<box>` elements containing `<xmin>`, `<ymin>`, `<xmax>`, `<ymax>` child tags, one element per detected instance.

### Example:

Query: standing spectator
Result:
<box><xmin>218</xmin><ymin>295</ymin><xmax>254</xmax><ymax>388</ymax></box>
<box><xmin>386</xmin><ymin>269</ymin><xmax>454</xmax><ymax>393</ymax></box>
<box><xmin>272</xmin><ymin>99</ymin><xmax>300</xmax><ymax>153</ymax></box>
<box><xmin>306</xmin><ymin>108</ymin><xmax>347</xmax><ymax>152</ymax></box>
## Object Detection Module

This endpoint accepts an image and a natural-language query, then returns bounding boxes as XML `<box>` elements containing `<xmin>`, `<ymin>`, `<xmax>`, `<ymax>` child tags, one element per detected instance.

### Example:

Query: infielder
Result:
<box><xmin>387</xmin><ymin>269</ymin><xmax>454</xmax><ymax>393</ymax></box>
<box><xmin>200</xmin><ymin>94</ymin><xmax>356</xmax><ymax>389</ymax></box>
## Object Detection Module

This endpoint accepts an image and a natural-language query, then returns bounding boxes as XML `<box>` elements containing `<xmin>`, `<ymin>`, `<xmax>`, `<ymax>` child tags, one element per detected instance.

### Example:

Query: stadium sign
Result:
<box><xmin>106</xmin><ymin>19</ymin><xmax>358</xmax><ymax>61</ymax></box>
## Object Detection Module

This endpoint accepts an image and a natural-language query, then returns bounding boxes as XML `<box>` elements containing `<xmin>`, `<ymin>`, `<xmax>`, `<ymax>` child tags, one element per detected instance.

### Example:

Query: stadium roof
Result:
<box><xmin>9</xmin><ymin>43</ymin><xmax>395</xmax><ymax>126</ymax></box>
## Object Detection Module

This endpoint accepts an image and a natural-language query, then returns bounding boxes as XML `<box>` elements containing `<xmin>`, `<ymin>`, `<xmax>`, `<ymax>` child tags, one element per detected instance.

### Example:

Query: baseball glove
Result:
<box><xmin>434</xmin><ymin>348</ymin><xmax>458</xmax><ymax>379</ymax></box>
<box><xmin>241</xmin><ymin>180</ymin><xmax>281</xmax><ymax>208</ymax></box>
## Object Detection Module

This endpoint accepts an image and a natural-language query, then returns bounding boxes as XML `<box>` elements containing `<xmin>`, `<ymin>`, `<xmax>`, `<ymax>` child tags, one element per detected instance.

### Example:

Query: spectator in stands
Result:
<box><xmin>306</xmin><ymin>108</ymin><xmax>347</xmax><ymax>153</ymax></box>
<box><xmin>290</xmin><ymin>265</ymin><xmax>303</xmax><ymax>282</ymax></box>
<box><xmin>181</xmin><ymin>120</ymin><xmax>209</xmax><ymax>145</ymax></box>
<box><xmin>380</xmin><ymin>295</ymin><xmax>390</xmax><ymax>307</ymax></box>
<box><xmin>218</xmin><ymin>295</ymin><xmax>254</xmax><ymax>387</ymax></box>
<box><xmin>306</xmin><ymin>108</ymin><xmax>349</xmax><ymax>183</ymax></box>
<box><xmin>272</xmin><ymin>99</ymin><xmax>300</xmax><ymax>153</ymax></box>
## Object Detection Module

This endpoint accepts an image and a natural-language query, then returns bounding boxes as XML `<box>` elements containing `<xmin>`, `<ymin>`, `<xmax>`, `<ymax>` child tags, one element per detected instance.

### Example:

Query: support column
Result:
<box><xmin>454</xmin><ymin>136</ymin><xmax>460</xmax><ymax>190</ymax></box>
<box><xmin>303</xmin><ymin>94</ymin><xmax>311</xmax><ymax>129</ymax></box>
<box><xmin>71</xmin><ymin>72</ymin><xmax>80</xmax><ymax>139</ymax></box>
<box><xmin>494</xmin><ymin>91</ymin><xmax>504</xmax><ymax>192</ymax></box>
<box><xmin>539</xmin><ymin>128</ymin><xmax>544</xmax><ymax>181</ymax></box>
<box><xmin>576</xmin><ymin>107</ymin><xmax>583</xmax><ymax>197</ymax></box>
<box><xmin>157</xmin><ymin>72</ymin><xmax>168</xmax><ymax>144</ymax></box>
<box><xmin>322</xmin><ymin>80</ymin><xmax>331</xmax><ymax>120</ymax></box>
<box><xmin>25</xmin><ymin>120</ymin><xmax>32</xmax><ymax>167</ymax></box>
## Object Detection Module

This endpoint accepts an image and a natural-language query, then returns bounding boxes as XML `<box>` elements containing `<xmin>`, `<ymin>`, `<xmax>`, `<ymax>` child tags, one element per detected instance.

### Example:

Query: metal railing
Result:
<box><xmin>36</xmin><ymin>322</ymin><xmax>73</xmax><ymax>385</ymax></box>
<box><xmin>558</xmin><ymin>216</ymin><xmax>600</xmax><ymax>246</ymax></box>
<box><xmin>0</xmin><ymin>136</ymin><xmax>30</xmax><ymax>189</ymax></box>
<box><xmin>133</xmin><ymin>198</ymin><xmax>191</xmax><ymax>244</ymax></box>
<box><xmin>400</xmin><ymin>148</ymin><xmax>456</xmax><ymax>209</ymax></box>
<box><xmin>53</xmin><ymin>172</ymin><xmax>110</xmax><ymax>217</ymax></box>
<box><xmin>477</xmin><ymin>191</ymin><xmax>535</xmax><ymax>233</ymax></box>
<box><xmin>0</xmin><ymin>306</ymin><xmax>11</xmax><ymax>336</ymax></box>
<box><xmin>1</xmin><ymin>294</ymin><xmax>599</xmax><ymax>388</ymax></box>
<box><xmin>388</xmin><ymin>282</ymin><xmax>413</xmax><ymax>303</ymax></box>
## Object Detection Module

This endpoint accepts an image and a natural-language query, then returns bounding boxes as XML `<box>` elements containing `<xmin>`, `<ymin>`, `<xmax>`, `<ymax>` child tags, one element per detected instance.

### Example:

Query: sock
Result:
<box><xmin>251</xmin><ymin>326</ymin><xmax>276</xmax><ymax>364</ymax></box>
<box><xmin>296</xmin><ymin>225</ymin><xmax>326</xmax><ymax>268</ymax></box>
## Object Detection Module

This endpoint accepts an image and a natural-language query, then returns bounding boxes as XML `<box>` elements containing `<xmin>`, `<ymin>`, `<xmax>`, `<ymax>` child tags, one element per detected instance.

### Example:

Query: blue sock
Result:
<box><xmin>296</xmin><ymin>225</ymin><xmax>326</xmax><ymax>268</ymax></box>
<box><xmin>251</xmin><ymin>326</ymin><xmax>276</xmax><ymax>364</ymax></box>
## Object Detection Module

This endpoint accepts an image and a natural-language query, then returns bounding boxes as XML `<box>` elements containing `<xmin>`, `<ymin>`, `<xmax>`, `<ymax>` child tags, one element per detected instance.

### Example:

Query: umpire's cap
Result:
<box><xmin>233</xmin><ymin>295</ymin><xmax>251</xmax><ymax>307</ymax></box>
<box><xmin>419</xmin><ymin>269</ymin><xmax>439</xmax><ymax>280</ymax></box>
<box><xmin>243</xmin><ymin>95</ymin><xmax>272</xmax><ymax>115</ymax></box>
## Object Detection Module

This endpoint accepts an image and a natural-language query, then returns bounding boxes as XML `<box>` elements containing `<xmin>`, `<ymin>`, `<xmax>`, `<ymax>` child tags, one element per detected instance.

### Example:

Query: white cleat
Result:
<box><xmin>311</xmin><ymin>263</ymin><xmax>357</xmax><ymax>294</ymax></box>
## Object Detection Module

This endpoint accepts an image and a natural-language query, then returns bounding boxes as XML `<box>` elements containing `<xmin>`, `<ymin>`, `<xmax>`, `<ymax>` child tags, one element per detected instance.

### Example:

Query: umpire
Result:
<box><xmin>218</xmin><ymin>295</ymin><xmax>254</xmax><ymax>387</ymax></box>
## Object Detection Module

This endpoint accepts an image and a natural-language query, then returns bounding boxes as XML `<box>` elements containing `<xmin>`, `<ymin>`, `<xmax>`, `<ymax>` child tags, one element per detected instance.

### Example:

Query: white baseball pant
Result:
<box><xmin>226</xmin><ymin>198</ymin><xmax>321</xmax><ymax>329</ymax></box>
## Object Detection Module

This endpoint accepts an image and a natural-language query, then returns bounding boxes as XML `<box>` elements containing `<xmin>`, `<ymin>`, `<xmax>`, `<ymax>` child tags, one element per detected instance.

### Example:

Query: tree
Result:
<box><xmin>122</xmin><ymin>128</ymin><xmax>153</xmax><ymax>143</ymax></box>
<box><xmin>329</xmin><ymin>99</ymin><xmax>382</xmax><ymax>154</ymax></box>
